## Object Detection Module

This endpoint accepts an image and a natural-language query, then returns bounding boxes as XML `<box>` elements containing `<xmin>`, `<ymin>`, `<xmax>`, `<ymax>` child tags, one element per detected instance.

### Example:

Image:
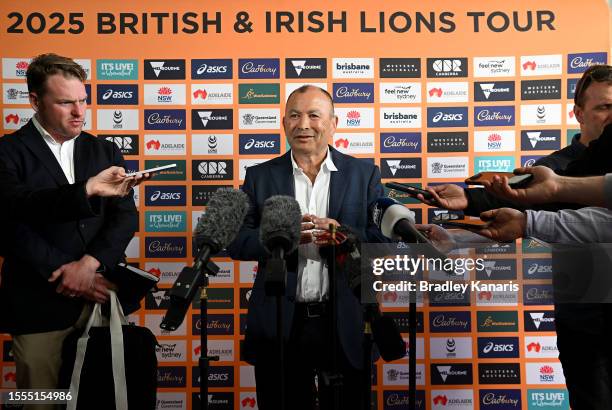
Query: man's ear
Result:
<box><xmin>574</xmin><ymin>104</ymin><xmax>584</xmax><ymax>125</ymax></box>
<box><xmin>29</xmin><ymin>93</ymin><xmax>39</xmax><ymax>113</ymax></box>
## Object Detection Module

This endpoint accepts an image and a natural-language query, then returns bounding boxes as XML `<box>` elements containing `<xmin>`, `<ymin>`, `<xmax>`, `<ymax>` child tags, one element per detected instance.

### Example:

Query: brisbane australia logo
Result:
<box><xmin>146</xmin><ymin>140</ymin><xmax>161</xmax><ymax>150</ymax></box>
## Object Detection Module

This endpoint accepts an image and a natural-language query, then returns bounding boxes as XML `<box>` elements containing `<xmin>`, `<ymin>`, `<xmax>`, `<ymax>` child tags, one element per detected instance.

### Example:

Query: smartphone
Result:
<box><xmin>465</xmin><ymin>172</ymin><xmax>514</xmax><ymax>185</ymax></box>
<box><xmin>507</xmin><ymin>173</ymin><xmax>534</xmax><ymax>188</ymax></box>
<box><xmin>432</xmin><ymin>218</ymin><xmax>489</xmax><ymax>230</ymax></box>
<box><xmin>125</xmin><ymin>163</ymin><xmax>176</xmax><ymax>177</ymax></box>
<box><xmin>385</xmin><ymin>182</ymin><xmax>433</xmax><ymax>200</ymax></box>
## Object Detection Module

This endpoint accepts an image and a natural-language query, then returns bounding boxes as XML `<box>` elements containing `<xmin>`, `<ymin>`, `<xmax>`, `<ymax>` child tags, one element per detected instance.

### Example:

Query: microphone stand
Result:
<box><xmin>160</xmin><ymin>258</ymin><xmax>220</xmax><ymax>410</ymax></box>
<box><xmin>321</xmin><ymin>224</ymin><xmax>343</xmax><ymax>409</ymax></box>
<box><xmin>264</xmin><ymin>247</ymin><xmax>287</xmax><ymax>410</ymax></box>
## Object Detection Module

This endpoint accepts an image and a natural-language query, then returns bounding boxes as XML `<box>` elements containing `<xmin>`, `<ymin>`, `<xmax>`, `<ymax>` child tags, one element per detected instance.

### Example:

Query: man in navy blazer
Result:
<box><xmin>0</xmin><ymin>54</ymin><xmax>138</xmax><ymax>403</ymax></box>
<box><xmin>228</xmin><ymin>85</ymin><xmax>385</xmax><ymax>410</ymax></box>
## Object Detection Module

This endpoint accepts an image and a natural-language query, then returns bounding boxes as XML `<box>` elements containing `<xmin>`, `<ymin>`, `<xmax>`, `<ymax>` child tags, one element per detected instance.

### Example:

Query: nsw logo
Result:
<box><xmin>96</xmin><ymin>84</ymin><xmax>138</xmax><ymax>105</ymax></box>
<box><xmin>427</xmin><ymin>107</ymin><xmax>468</xmax><ymax>128</ymax></box>
<box><xmin>239</xmin><ymin>58</ymin><xmax>279</xmax><ymax>79</ymax></box>
<box><xmin>333</xmin><ymin>83</ymin><xmax>374</xmax><ymax>103</ymax></box>
<box><xmin>239</xmin><ymin>134</ymin><xmax>280</xmax><ymax>155</ymax></box>
<box><xmin>191</xmin><ymin>59</ymin><xmax>232</xmax><ymax>79</ymax></box>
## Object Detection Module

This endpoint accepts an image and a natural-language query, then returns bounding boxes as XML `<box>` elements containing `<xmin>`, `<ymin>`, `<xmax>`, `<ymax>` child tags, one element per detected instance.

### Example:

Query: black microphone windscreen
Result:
<box><xmin>194</xmin><ymin>188</ymin><xmax>249</xmax><ymax>252</ymax></box>
<box><xmin>260</xmin><ymin>195</ymin><xmax>302</xmax><ymax>254</ymax></box>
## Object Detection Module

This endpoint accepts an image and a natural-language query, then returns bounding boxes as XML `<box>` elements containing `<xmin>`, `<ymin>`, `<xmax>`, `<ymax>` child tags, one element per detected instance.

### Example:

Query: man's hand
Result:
<box><xmin>311</xmin><ymin>216</ymin><xmax>341</xmax><ymax>246</ymax></box>
<box><xmin>85</xmin><ymin>166</ymin><xmax>149</xmax><ymax>198</ymax></box>
<box><xmin>416</xmin><ymin>184</ymin><xmax>468</xmax><ymax>211</ymax></box>
<box><xmin>300</xmin><ymin>214</ymin><xmax>315</xmax><ymax>244</ymax></box>
<box><xmin>81</xmin><ymin>273</ymin><xmax>118</xmax><ymax>304</ymax></box>
<box><xmin>478</xmin><ymin>208</ymin><xmax>527</xmax><ymax>242</ymax></box>
<box><xmin>48</xmin><ymin>254</ymin><xmax>100</xmax><ymax>298</ymax></box>
<box><xmin>483</xmin><ymin>166</ymin><xmax>559</xmax><ymax>205</ymax></box>
<box><xmin>415</xmin><ymin>224</ymin><xmax>456</xmax><ymax>253</ymax></box>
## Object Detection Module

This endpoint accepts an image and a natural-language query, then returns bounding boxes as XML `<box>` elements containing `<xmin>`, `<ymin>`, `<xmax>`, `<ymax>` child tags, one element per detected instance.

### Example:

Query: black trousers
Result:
<box><xmin>254</xmin><ymin>303</ymin><xmax>365</xmax><ymax>410</ymax></box>
<box><xmin>556</xmin><ymin>304</ymin><xmax>612</xmax><ymax>410</ymax></box>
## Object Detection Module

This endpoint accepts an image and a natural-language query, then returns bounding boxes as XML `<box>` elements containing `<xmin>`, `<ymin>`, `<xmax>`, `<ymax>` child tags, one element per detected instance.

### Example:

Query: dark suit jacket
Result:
<box><xmin>227</xmin><ymin>147</ymin><xmax>386</xmax><ymax>369</ymax></box>
<box><xmin>0</xmin><ymin>120</ymin><xmax>138</xmax><ymax>334</ymax></box>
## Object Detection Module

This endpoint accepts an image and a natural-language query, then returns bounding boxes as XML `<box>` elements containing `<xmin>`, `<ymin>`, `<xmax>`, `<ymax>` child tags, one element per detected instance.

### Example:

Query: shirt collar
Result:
<box><xmin>290</xmin><ymin>146</ymin><xmax>338</xmax><ymax>173</ymax></box>
<box><xmin>32</xmin><ymin>115</ymin><xmax>78</xmax><ymax>146</ymax></box>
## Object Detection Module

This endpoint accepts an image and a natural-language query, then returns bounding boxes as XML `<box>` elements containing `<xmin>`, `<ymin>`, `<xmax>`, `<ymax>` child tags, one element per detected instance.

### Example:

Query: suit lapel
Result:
<box><xmin>328</xmin><ymin>147</ymin><xmax>348</xmax><ymax>220</ymax></box>
<box><xmin>269</xmin><ymin>151</ymin><xmax>295</xmax><ymax>197</ymax></box>
<box><xmin>18</xmin><ymin>120</ymin><xmax>69</xmax><ymax>186</ymax></box>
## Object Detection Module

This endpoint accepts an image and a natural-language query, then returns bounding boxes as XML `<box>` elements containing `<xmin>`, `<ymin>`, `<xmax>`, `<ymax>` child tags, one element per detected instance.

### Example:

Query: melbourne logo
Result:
<box><xmin>431</xmin><ymin>364</ymin><xmax>472</xmax><ymax>385</ymax></box>
<box><xmin>286</xmin><ymin>58</ymin><xmax>327</xmax><ymax>78</ymax></box>
<box><xmin>381</xmin><ymin>158</ymin><xmax>421</xmax><ymax>178</ymax></box>
<box><xmin>192</xmin><ymin>109</ymin><xmax>233</xmax><ymax>130</ymax></box>
<box><xmin>474</xmin><ymin>81</ymin><xmax>515</xmax><ymax>102</ymax></box>
<box><xmin>144</xmin><ymin>59</ymin><xmax>185</xmax><ymax>79</ymax></box>
<box><xmin>521</xmin><ymin>130</ymin><xmax>560</xmax><ymax>151</ymax></box>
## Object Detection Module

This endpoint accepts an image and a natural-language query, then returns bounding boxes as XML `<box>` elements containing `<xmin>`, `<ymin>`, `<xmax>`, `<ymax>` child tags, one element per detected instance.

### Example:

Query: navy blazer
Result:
<box><xmin>227</xmin><ymin>146</ymin><xmax>386</xmax><ymax>368</ymax></box>
<box><xmin>0</xmin><ymin>121</ymin><xmax>138</xmax><ymax>334</ymax></box>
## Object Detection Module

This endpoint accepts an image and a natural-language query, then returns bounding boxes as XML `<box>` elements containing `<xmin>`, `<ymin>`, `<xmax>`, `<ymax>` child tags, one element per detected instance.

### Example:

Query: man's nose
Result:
<box><xmin>72</xmin><ymin>102</ymin><xmax>85</xmax><ymax>117</ymax></box>
<box><xmin>297</xmin><ymin>115</ymin><xmax>309</xmax><ymax>129</ymax></box>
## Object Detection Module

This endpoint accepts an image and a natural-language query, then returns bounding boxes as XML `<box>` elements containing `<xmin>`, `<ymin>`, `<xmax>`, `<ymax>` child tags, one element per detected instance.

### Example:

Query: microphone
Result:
<box><xmin>370</xmin><ymin>197</ymin><xmax>449</xmax><ymax>263</ymax></box>
<box><xmin>259</xmin><ymin>195</ymin><xmax>302</xmax><ymax>296</ymax></box>
<box><xmin>161</xmin><ymin>188</ymin><xmax>249</xmax><ymax>330</ymax></box>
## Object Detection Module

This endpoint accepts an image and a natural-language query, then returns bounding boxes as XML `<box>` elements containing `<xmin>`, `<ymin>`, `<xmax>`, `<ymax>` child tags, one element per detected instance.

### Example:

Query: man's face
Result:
<box><xmin>574</xmin><ymin>80</ymin><xmax>612</xmax><ymax>140</ymax></box>
<box><xmin>283</xmin><ymin>88</ymin><xmax>338</xmax><ymax>156</ymax></box>
<box><xmin>29</xmin><ymin>73</ymin><xmax>87</xmax><ymax>142</ymax></box>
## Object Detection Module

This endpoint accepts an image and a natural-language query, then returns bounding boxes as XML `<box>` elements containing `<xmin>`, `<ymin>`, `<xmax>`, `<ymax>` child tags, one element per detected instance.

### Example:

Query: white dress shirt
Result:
<box><xmin>32</xmin><ymin>115</ymin><xmax>77</xmax><ymax>184</ymax></box>
<box><xmin>291</xmin><ymin>148</ymin><xmax>338</xmax><ymax>302</ymax></box>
